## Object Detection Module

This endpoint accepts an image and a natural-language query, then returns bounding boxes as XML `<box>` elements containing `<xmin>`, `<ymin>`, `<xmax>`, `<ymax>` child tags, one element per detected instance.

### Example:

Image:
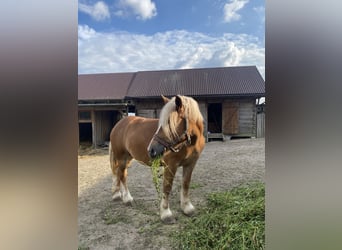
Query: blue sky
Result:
<box><xmin>78</xmin><ymin>0</ymin><xmax>264</xmax><ymax>78</ymax></box>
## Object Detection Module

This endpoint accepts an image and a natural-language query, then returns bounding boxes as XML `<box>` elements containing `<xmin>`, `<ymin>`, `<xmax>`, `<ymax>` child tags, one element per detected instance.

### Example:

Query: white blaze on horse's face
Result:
<box><xmin>147</xmin><ymin>125</ymin><xmax>165</xmax><ymax>159</ymax></box>
<box><xmin>147</xmin><ymin>125</ymin><xmax>161</xmax><ymax>151</ymax></box>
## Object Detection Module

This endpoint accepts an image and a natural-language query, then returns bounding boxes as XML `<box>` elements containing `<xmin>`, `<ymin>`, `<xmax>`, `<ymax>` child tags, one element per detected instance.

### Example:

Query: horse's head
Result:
<box><xmin>147</xmin><ymin>95</ymin><xmax>191</xmax><ymax>159</ymax></box>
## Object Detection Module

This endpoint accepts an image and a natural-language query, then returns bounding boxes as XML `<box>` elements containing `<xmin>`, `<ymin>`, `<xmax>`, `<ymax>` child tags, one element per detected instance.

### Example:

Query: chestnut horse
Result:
<box><xmin>109</xmin><ymin>95</ymin><xmax>205</xmax><ymax>223</ymax></box>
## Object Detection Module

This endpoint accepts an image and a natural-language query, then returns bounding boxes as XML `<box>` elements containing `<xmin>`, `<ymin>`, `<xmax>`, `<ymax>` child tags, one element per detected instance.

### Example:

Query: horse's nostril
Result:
<box><xmin>149</xmin><ymin>148</ymin><xmax>156</xmax><ymax>158</ymax></box>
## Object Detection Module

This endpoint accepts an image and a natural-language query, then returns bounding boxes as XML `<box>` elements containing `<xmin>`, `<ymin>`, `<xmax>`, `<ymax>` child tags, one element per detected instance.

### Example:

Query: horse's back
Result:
<box><xmin>110</xmin><ymin>116</ymin><xmax>139</xmax><ymax>148</ymax></box>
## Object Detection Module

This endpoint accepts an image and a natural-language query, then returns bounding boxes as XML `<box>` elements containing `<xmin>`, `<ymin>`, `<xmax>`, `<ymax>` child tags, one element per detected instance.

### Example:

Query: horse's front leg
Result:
<box><xmin>160</xmin><ymin>164</ymin><xmax>177</xmax><ymax>223</ymax></box>
<box><xmin>181</xmin><ymin>160</ymin><xmax>198</xmax><ymax>216</ymax></box>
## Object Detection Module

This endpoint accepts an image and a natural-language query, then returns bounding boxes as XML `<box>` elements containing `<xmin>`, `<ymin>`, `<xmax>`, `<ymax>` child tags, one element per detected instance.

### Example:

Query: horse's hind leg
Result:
<box><xmin>110</xmin><ymin>146</ymin><xmax>133</xmax><ymax>203</ymax></box>
<box><xmin>110</xmin><ymin>159</ymin><xmax>134</xmax><ymax>204</ymax></box>
<box><xmin>109</xmin><ymin>145</ymin><xmax>122</xmax><ymax>201</ymax></box>
<box><xmin>117</xmin><ymin>158</ymin><xmax>134</xmax><ymax>204</ymax></box>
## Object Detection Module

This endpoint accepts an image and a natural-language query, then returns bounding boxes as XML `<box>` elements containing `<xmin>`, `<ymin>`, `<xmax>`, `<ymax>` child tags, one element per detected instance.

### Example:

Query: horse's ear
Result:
<box><xmin>175</xmin><ymin>95</ymin><xmax>183</xmax><ymax>113</ymax></box>
<box><xmin>161</xmin><ymin>95</ymin><xmax>170</xmax><ymax>104</ymax></box>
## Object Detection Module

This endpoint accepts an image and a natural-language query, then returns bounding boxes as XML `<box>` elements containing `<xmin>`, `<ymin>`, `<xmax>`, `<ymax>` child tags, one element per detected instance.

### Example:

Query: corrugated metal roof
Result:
<box><xmin>126</xmin><ymin>66</ymin><xmax>264</xmax><ymax>98</ymax></box>
<box><xmin>78</xmin><ymin>72</ymin><xmax>134</xmax><ymax>100</ymax></box>
<box><xmin>78</xmin><ymin>66</ymin><xmax>265</xmax><ymax>101</ymax></box>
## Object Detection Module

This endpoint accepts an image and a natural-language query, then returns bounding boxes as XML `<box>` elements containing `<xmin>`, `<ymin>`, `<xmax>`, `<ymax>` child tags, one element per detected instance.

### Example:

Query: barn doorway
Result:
<box><xmin>79</xmin><ymin>122</ymin><xmax>92</xmax><ymax>145</ymax></box>
<box><xmin>208</xmin><ymin>103</ymin><xmax>222</xmax><ymax>133</ymax></box>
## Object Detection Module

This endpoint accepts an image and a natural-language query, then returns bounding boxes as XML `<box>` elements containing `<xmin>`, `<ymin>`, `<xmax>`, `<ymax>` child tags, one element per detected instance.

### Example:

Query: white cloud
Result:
<box><xmin>116</xmin><ymin>0</ymin><xmax>157</xmax><ymax>20</ymax></box>
<box><xmin>78</xmin><ymin>25</ymin><xmax>96</xmax><ymax>40</ymax></box>
<box><xmin>78</xmin><ymin>26</ymin><xmax>265</xmax><ymax>78</ymax></box>
<box><xmin>79</xmin><ymin>1</ymin><xmax>110</xmax><ymax>21</ymax></box>
<box><xmin>223</xmin><ymin>0</ymin><xmax>249</xmax><ymax>23</ymax></box>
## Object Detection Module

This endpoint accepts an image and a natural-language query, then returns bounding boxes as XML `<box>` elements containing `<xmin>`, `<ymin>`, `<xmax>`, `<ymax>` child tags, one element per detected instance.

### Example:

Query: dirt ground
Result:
<box><xmin>78</xmin><ymin>138</ymin><xmax>265</xmax><ymax>250</ymax></box>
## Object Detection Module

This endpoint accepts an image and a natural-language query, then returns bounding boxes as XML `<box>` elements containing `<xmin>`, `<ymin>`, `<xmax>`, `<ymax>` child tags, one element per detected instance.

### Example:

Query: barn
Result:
<box><xmin>78</xmin><ymin>66</ymin><xmax>265</xmax><ymax>147</ymax></box>
<box><xmin>78</xmin><ymin>73</ymin><xmax>135</xmax><ymax>146</ymax></box>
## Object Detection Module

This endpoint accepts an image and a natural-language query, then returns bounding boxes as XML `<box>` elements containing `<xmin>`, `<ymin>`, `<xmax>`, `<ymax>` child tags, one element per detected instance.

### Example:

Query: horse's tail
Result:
<box><xmin>109</xmin><ymin>142</ymin><xmax>114</xmax><ymax>172</ymax></box>
<box><xmin>109</xmin><ymin>141</ymin><xmax>118</xmax><ymax>194</ymax></box>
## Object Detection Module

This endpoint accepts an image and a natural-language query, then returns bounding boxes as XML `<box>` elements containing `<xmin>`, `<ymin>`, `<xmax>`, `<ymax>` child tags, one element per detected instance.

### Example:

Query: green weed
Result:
<box><xmin>190</xmin><ymin>182</ymin><xmax>203</xmax><ymax>189</ymax></box>
<box><xmin>150</xmin><ymin>156</ymin><xmax>163</xmax><ymax>200</ymax></box>
<box><xmin>172</xmin><ymin>182</ymin><xmax>265</xmax><ymax>250</ymax></box>
<box><xmin>78</xmin><ymin>245</ymin><xmax>89</xmax><ymax>250</ymax></box>
<box><xmin>101</xmin><ymin>204</ymin><xmax>132</xmax><ymax>225</ymax></box>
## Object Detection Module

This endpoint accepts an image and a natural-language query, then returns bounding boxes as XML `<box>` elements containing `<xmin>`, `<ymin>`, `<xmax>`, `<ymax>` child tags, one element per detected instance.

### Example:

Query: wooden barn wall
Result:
<box><xmin>221</xmin><ymin>98</ymin><xmax>256</xmax><ymax>137</ymax></box>
<box><xmin>94</xmin><ymin>111</ymin><xmax>109</xmax><ymax>146</ymax></box>
<box><xmin>238</xmin><ymin>99</ymin><xmax>256</xmax><ymax>136</ymax></box>
<box><xmin>78</xmin><ymin>106</ymin><xmax>130</xmax><ymax>147</ymax></box>
<box><xmin>257</xmin><ymin>112</ymin><xmax>265</xmax><ymax>138</ymax></box>
<box><xmin>135</xmin><ymin>99</ymin><xmax>165</xmax><ymax>118</ymax></box>
<box><xmin>91</xmin><ymin>110</ymin><xmax>96</xmax><ymax>145</ymax></box>
<box><xmin>135</xmin><ymin>99</ymin><xmax>209</xmax><ymax>135</ymax></box>
<box><xmin>93</xmin><ymin>110</ymin><xmax>120</xmax><ymax>146</ymax></box>
<box><xmin>222</xmin><ymin>101</ymin><xmax>239</xmax><ymax>135</ymax></box>
<box><xmin>198</xmin><ymin>101</ymin><xmax>208</xmax><ymax>135</ymax></box>
<box><xmin>134</xmin><ymin>97</ymin><xmax>257</xmax><ymax>138</ymax></box>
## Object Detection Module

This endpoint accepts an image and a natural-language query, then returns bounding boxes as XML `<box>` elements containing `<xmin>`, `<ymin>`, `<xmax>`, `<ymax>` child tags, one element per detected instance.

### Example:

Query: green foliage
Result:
<box><xmin>101</xmin><ymin>203</ymin><xmax>133</xmax><ymax>225</ymax></box>
<box><xmin>150</xmin><ymin>156</ymin><xmax>163</xmax><ymax>200</ymax></box>
<box><xmin>189</xmin><ymin>182</ymin><xmax>203</xmax><ymax>189</ymax></box>
<box><xmin>78</xmin><ymin>246</ymin><xmax>89</xmax><ymax>250</ymax></box>
<box><xmin>172</xmin><ymin>182</ymin><xmax>265</xmax><ymax>250</ymax></box>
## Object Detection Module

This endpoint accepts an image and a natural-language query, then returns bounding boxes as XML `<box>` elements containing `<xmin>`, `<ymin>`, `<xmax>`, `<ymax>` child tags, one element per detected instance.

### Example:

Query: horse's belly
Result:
<box><xmin>125</xmin><ymin>132</ymin><xmax>152</xmax><ymax>165</ymax></box>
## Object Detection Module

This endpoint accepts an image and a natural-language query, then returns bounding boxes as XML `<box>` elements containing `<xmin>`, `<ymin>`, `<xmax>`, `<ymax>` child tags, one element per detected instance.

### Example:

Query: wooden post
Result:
<box><xmin>91</xmin><ymin>110</ymin><xmax>96</xmax><ymax>148</ymax></box>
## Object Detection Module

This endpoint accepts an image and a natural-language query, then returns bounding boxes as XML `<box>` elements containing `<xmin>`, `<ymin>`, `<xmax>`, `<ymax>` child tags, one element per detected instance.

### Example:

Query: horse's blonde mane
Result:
<box><xmin>159</xmin><ymin>95</ymin><xmax>203</xmax><ymax>140</ymax></box>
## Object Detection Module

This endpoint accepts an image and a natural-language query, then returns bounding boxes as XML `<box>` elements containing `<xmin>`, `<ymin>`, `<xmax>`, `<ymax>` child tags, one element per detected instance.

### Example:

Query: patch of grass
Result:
<box><xmin>78</xmin><ymin>245</ymin><xmax>89</xmax><ymax>250</ymax></box>
<box><xmin>190</xmin><ymin>182</ymin><xmax>203</xmax><ymax>189</ymax></box>
<box><xmin>103</xmin><ymin>212</ymin><xmax>130</xmax><ymax>225</ymax></box>
<box><xmin>101</xmin><ymin>204</ymin><xmax>132</xmax><ymax>225</ymax></box>
<box><xmin>103</xmin><ymin>212</ymin><xmax>131</xmax><ymax>225</ymax></box>
<box><xmin>134</xmin><ymin>200</ymin><xmax>157</xmax><ymax>216</ymax></box>
<box><xmin>138</xmin><ymin>218</ymin><xmax>163</xmax><ymax>234</ymax></box>
<box><xmin>172</xmin><ymin>182</ymin><xmax>265</xmax><ymax>250</ymax></box>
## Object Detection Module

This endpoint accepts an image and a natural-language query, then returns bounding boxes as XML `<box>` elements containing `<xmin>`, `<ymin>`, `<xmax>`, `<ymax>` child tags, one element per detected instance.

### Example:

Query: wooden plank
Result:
<box><xmin>137</xmin><ymin>109</ymin><xmax>156</xmax><ymax>118</ymax></box>
<box><xmin>239</xmin><ymin>115</ymin><xmax>254</xmax><ymax>120</ymax></box>
<box><xmin>257</xmin><ymin>113</ymin><xmax>265</xmax><ymax>138</ymax></box>
<box><xmin>91</xmin><ymin>110</ymin><xmax>96</xmax><ymax>147</ymax></box>
<box><xmin>238</xmin><ymin>100</ymin><xmax>256</xmax><ymax>136</ymax></box>
<box><xmin>92</xmin><ymin>111</ymin><xmax>117</xmax><ymax>147</ymax></box>
<box><xmin>222</xmin><ymin>102</ymin><xmax>239</xmax><ymax>135</ymax></box>
<box><xmin>198</xmin><ymin>102</ymin><xmax>208</xmax><ymax>135</ymax></box>
<box><xmin>94</xmin><ymin>111</ymin><xmax>103</xmax><ymax>146</ymax></box>
<box><xmin>206</xmin><ymin>133</ymin><xmax>225</xmax><ymax>142</ymax></box>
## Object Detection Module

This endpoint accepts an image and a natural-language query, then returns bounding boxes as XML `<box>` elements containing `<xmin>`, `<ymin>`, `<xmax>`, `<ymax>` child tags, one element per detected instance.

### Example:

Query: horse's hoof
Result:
<box><xmin>122</xmin><ymin>193</ymin><xmax>134</xmax><ymax>205</ymax></box>
<box><xmin>182</xmin><ymin>203</ymin><xmax>195</xmax><ymax>217</ymax></box>
<box><xmin>112</xmin><ymin>192</ymin><xmax>122</xmax><ymax>201</ymax></box>
<box><xmin>160</xmin><ymin>208</ymin><xmax>175</xmax><ymax>224</ymax></box>
<box><xmin>123</xmin><ymin>199</ymin><xmax>134</xmax><ymax>206</ymax></box>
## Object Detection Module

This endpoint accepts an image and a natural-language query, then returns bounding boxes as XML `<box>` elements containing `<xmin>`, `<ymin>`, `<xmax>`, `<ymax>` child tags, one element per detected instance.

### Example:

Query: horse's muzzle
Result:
<box><xmin>148</xmin><ymin>143</ymin><xmax>165</xmax><ymax>159</ymax></box>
